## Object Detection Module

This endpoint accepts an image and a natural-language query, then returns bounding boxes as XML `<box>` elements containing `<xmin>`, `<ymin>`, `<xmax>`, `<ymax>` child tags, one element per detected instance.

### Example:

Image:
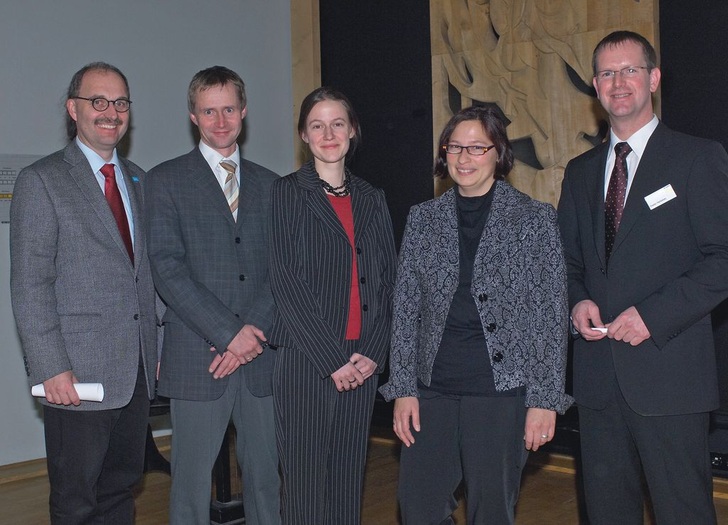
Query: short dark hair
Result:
<box><xmin>66</xmin><ymin>62</ymin><xmax>130</xmax><ymax>140</ymax></box>
<box><xmin>188</xmin><ymin>66</ymin><xmax>246</xmax><ymax>113</ymax></box>
<box><xmin>592</xmin><ymin>30</ymin><xmax>658</xmax><ymax>76</ymax></box>
<box><xmin>298</xmin><ymin>86</ymin><xmax>362</xmax><ymax>160</ymax></box>
<box><xmin>433</xmin><ymin>106</ymin><xmax>514</xmax><ymax>180</ymax></box>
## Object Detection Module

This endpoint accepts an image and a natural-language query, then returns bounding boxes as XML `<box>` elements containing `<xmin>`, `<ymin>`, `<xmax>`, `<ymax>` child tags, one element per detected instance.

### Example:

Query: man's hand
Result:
<box><xmin>43</xmin><ymin>370</ymin><xmax>80</xmax><ymax>406</ymax></box>
<box><xmin>608</xmin><ymin>306</ymin><xmax>651</xmax><ymax>346</ymax></box>
<box><xmin>227</xmin><ymin>325</ymin><xmax>266</xmax><ymax>364</ymax></box>
<box><xmin>571</xmin><ymin>299</ymin><xmax>608</xmax><ymax>340</ymax></box>
<box><xmin>331</xmin><ymin>361</ymin><xmax>365</xmax><ymax>392</ymax></box>
<box><xmin>209</xmin><ymin>347</ymin><xmax>242</xmax><ymax>379</ymax></box>
<box><xmin>393</xmin><ymin>397</ymin><xmax>420</xmax><ymax>447</ymax></box>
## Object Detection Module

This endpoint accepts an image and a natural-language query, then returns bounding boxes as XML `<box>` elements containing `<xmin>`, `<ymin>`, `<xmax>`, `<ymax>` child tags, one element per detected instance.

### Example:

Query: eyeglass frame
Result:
<box><xmin>594</xmin><ymin>66</ymin><xmax>651</xmax><ymax>82</ymax></box>
<box><xmin>442</xmin><ymin>144</ymin><xmax>496</xmax><ymax>156</ymax></box>
<box><xmin>73</xmin><ymin>96</ymin><xmax>132</xmax><ymax>112</ymax></box>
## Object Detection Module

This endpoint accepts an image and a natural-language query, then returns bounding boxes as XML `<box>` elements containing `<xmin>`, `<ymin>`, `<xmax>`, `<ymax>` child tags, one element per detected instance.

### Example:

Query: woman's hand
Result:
<box><xmin>524</xmin><ymin>407</ymin><xmax>556</xmax><ymax>451</ymax></box>
<box><xmin>349</xmin><ymin>353</ymin><xmax>376</xmax><ymax>380</ymax></box>
<box><xmin>331</xmin><ymin>361</ymin><xmax>365</xmax><ymax>392</ymax></box>
<box><xmin>393</xmin><ymin>397</ymin><xmax>420</xmax><ymax>447</ymax></box>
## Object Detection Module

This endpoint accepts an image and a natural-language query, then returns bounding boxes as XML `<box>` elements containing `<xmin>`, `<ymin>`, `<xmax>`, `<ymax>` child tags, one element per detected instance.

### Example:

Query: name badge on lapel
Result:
<box><xmin>644</xmin><ymin>184</ymin><xmax>677</xmax><ymax>210</ymax></box>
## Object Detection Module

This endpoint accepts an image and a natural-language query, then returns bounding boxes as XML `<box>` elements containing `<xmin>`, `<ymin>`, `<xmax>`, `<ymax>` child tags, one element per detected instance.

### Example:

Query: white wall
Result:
<box><xmin>0</xmin><ymin>0</ymin><xmax>294</xmax><ymax>466</ymax></box>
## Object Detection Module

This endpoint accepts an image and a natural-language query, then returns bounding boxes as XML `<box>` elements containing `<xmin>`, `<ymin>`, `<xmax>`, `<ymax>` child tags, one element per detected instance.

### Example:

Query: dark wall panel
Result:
<box><xmin>319</xmin><ymin>0</ymin><xmax>433</xmax><ymax>247</ymax></box>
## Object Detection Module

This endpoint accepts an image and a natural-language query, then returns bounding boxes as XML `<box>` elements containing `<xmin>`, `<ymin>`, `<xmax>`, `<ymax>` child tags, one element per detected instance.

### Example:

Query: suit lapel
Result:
<box><xmin>611</xmin><ymin>125</ymin><xmax>668</xmax><ymax>257</ymax></box>
<box><xmin>588</xmin><ymin>143</ymin><xmax>609</xmax><ymax>267</ymax></box>
<box><xmin>351</xmin><ymin>177</ymin><xmax>377</xmax><ymax>244</ymax></box>
<box><xmin>64</xmin><ymin>143</ymin><xmax>134</xmax><ymax>267</ymax></box>
<box><xmin>187</xmin><ymin>149</ymin><xmax>235</xmax><ymax>227</ymax></box>
<box><xmin>119</xmin><ymin>159</ymin><xmax>144</xmax><ymax>271</ymax></box>
<box><xmin>298</xmin><ymin>162</ymin><xmax>349</xmax><ymax>242</ymax></box>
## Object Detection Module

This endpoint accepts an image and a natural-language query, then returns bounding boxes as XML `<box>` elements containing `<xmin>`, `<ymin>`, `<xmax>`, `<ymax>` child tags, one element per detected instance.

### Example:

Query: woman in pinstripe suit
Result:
<box><xmin>269</xmin><ymin>87</ymin><xmax>397</xmax><ymax>525</ymax></box>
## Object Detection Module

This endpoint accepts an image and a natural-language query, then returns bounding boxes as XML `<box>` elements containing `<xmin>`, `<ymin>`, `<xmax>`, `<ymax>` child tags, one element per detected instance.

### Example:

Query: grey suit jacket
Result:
<box><xmin>379</xmin><ymin>181</ymin><xmax>572</xmax><ymax>414</ymax></box>
<box><xmin>10</xmin><ymin>141</ymin><xmax>158</xmax><ymax>410</ymax></box>
<box><xmin>146</xmin><ymin>148</ymin><xmax>278</xmax><ymax>400</ymax></box>
<box><xmin>559</xmin><ymin>123</ymin><xmax>728</xmax><ymax>415</ymax></box>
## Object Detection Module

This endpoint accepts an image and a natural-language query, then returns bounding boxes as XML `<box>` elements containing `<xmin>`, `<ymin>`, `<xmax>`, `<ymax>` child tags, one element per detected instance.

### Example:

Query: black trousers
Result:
<box><xmin>579</xmin><ymin>375</ymin><xmax>716</xmax><ymax>525</ymax></box>
<box><xmin>398</xmin><ymin>390</ymin><xmax>528</xmax><ymax>525</ymax></box>
<box><xmin>43</xmin><ymin>364</ymin><xmax>150</xmax><ymax>524</ymax></box>
<box><xmin>273</xmin><ymin>342</ymin><xmax>377</xmax><ymax>525</ymax></box>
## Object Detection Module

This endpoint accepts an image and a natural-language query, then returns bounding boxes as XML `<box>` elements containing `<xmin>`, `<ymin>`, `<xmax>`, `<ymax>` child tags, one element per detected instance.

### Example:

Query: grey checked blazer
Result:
<box><xmin>10</xmin><ymin>142</ymin><xmax>158</xmax><ymax>410</ymax></box>
<box><xmin>380</xmin><ymin>181</ymin><xmax>572</xmax><ymax>413</ymax></box>
<box><xmin>146</xmin><ymin>148</ymin><xmax>278</xmax><ymax>400</ymax></box>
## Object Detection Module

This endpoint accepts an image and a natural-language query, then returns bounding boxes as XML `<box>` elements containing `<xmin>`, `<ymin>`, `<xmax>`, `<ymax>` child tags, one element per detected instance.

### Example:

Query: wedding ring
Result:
<box><xmin>541</xmin><ymin>434</ymin><xmax>548</xmax><ymax>439</ymax></box>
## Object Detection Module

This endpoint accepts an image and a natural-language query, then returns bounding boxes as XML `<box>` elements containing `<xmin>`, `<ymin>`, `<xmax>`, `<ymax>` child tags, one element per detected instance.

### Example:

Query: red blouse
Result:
<box><xmin>327</xmin><ymin>194</ymin><xmax>361</xmax><ymax>340</ymax></box>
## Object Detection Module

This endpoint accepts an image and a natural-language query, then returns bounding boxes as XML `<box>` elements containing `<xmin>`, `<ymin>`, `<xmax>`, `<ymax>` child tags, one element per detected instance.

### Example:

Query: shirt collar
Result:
<box><xmin>198</xmin><ymin>141</ymin><xmax>240</xmax><ymax>172</ymax></box>
<box><xmin>75</xmin><ymin>138</ymin><xmax>121</xmax><ymax>174</ymax></box>
<box><xmin>609</xmin><ymin>114</ymin><xmax>659</xmax><ymax>159</ymax></box>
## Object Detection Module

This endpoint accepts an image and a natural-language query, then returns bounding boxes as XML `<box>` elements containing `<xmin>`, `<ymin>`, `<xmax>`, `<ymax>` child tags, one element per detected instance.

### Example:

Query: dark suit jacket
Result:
<box><xmin>558</xmin><ymin>123</ymin><xmax>728</xmax><ymax>415</ymax></box>
<box><xmin>10</xmin><ymin>141</ymin><xmax>157</xmax><ymax>410</ymax></box>
<box><xmin>146</xmin><ymin>148</ymin><xmax>278</xmax><ymax>400</ymax></box>
<box><xmin>268</xmin><ymin>161</ymin><xmax>397</xmax><ymax>377</ymax></box>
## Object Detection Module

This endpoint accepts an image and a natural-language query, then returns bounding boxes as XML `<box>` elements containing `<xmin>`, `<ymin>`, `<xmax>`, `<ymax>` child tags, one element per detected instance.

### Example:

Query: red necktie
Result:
<box><xmin>100</xmin><ymin>163</ymin><xmax>134</xmax><ymax>263</ymax></box>
<box><xmin>604</xmin><ymin>142</ymin><xmax>631</xmax><ymax>262</ymax></box>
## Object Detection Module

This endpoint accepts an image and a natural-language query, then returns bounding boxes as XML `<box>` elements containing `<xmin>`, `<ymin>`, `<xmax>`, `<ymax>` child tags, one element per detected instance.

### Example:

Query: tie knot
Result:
<box><xmin>220</xmin><ymin>160</ymin><xmax>237</xmax><ymax>175</ymax></box>
<box><xmin>614</xmin><ymin>142</ymin><xmax>632</xmax><ymax>159</ymax></box>
<box><xmin>100</xmin><ymin>163</ymin><xmax>116</xmax><ymax>179</ymax></box>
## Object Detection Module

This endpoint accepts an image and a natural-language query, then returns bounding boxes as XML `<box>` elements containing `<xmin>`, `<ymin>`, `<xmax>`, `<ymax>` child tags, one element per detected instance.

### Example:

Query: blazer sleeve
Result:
<box><xmin>145</xmin><ymin>166</ymin><xmax>243</xmax><ymax>352</ymax></box>
<box><xmin>354</xmin><ymin>189</ymin><xmax>397</xmax><ymax>370</ymax></box>
<box><xmin>269</xmin><ymin>178</ymin><xmax>349</xmax><ymax>377</ymax></box>
<box><xmin>10</xmin><ymin>166</ymin><xmax>71</xmax><ymax>384</ymax></box>
<box><xmin>637</xmin><ymin>141</ymin><xmax>728</xmax><ymax>347</ymax></box>
<box><xmin>379</xmin><ymin>206</ymin><xmax>423</xmax><ymax>401</ymax></box>
<box><xmin>523</xmin><ymin>204</ymin><xmax>572</xmax><ymax>413</ymax></box>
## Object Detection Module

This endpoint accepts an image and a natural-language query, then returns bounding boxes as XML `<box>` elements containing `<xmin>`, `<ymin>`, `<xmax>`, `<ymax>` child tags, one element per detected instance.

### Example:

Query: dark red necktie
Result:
<box><xmin>604</xmin><ymin>142</ymin><xmax>631</xmax><ymax>262</ymax></box>
<box><xmin>100</xmin><ymin>163</ymin><xmax>134</xmax><ymax>263</ymax></box>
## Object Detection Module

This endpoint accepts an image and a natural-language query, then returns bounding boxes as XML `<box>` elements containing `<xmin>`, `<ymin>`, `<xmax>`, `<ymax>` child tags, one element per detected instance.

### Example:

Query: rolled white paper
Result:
<box><xmin>31</xmin><ymin>383</ymin><xmax>105</xmax><ymax>402</ymax></box>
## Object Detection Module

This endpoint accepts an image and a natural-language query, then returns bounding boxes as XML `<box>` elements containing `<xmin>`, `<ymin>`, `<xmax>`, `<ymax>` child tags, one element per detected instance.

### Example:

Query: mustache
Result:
<box><xmin>94</xmin><ymin>117</ymin><xmax>123</xmax><ymax>126</ymax></box>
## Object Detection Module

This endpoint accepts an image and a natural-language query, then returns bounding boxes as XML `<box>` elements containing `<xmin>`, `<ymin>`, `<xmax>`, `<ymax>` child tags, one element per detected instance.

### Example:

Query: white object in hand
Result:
<box><xmin>591</xmin><ymin>326</ymin><xmax>608</xmax><ymax>333</ymax></box>
<box><xmin>31</xmin><ymin>383</ymin><xmax>105</xmax><ymax>402</ymax></box>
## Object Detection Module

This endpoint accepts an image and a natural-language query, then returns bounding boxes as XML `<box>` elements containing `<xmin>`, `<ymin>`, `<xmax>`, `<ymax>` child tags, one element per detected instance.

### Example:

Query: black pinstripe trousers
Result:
<box><xmin>273</xmin><ymin>341</ymin><xmax>377</xmax><ymax>525</ymax></box>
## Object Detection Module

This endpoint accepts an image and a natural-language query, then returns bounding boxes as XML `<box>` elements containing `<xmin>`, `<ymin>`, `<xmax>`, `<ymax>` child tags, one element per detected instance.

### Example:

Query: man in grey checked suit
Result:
<box><xmin>10</xmin><ymin>62</ymin><xmax>158</xmax><ymax>523</ymax></box>
<box><xmin>146</xmin><ymin>66</ymin><xmax>280</xmax><ymax>524</ymax></box>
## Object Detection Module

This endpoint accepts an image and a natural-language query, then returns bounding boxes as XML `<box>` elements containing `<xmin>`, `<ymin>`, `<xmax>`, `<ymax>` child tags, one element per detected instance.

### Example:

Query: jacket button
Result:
<box><xmin>356</xmin><ymin>247</ymin><xmax>362</xmax><ymax>255</ymax></box>
<box><xmin>360</xmin><ymin>277</ymin><xmax>366</xmax><ymax>284</ymax></box>
<box><xmin>493</xmin><ymin>352</ymin><xmax>503</xmax><ymax>363</ymax></box>
<box><xmin>133</xmin><ymin>314</ymin><xmax>139</xmax><ymax>320</ymax></box>
<box><xmin>478</xmin><ymin>293</ymin><xmax>488</xmax><ymax>302</ymax></box>
<box><xmin>235</xmin><ymin>237</ymin><xmax>241</xmax><ymax>244</ymax></box>
<box><xmin>239</xmin><ymin>274</ymin><xmax>245</xmax><ymax>281</ymax></box>
<box><xmin>487</xmin><ymin>322</ymin><xmax>496</xmax><ymax>333</ymax></box>
<box><xmin>362</xmin><ymin>304</ymin><xmax>368</xmax><ymax>312</ymax></box>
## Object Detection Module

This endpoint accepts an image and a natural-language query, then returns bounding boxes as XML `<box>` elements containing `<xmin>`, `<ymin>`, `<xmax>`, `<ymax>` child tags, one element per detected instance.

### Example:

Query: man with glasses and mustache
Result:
<box><xmin>10</xmin><ymin>62</ymin><xmax>158</xmax><ymax>523</ymax></box>
<box><xmin>558</xmin><ymin>31</ymin><xmax>728</xmax><ymax>524</ymax></box>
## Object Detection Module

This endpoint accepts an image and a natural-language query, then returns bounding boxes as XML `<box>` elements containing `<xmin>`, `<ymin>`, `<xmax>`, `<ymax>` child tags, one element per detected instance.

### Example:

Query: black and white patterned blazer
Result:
<box><xmin>379</xmin><ymin>180</ymin><xmax>572</xmax><ymax>413</ymax></box>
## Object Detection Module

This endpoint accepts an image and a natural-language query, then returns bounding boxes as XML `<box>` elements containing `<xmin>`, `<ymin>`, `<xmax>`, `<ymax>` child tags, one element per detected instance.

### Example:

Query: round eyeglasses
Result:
<box><xmin>73</xmin><ymin>96</ymin><xmax>132</xmax><ymax>112</ymax></box>
<box><xmin>443</xmin><ymin>144</ymin><xmax>496</xmax><ymax>156</ymax></box>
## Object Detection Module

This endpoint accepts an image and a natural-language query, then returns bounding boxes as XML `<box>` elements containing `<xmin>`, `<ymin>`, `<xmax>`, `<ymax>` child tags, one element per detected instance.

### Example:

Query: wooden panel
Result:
<box><xmin>430</xmin><ymin>0</ymin><xmax>658</xmax><ymax>205</ymax></box>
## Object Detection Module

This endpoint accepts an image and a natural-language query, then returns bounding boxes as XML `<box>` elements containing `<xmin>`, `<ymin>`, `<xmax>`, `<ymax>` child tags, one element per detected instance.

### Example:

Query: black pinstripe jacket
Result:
<box><xmin>268</xmin><ymin>161</ymin><xmax>397</xmax><ymax>378</ymax></box>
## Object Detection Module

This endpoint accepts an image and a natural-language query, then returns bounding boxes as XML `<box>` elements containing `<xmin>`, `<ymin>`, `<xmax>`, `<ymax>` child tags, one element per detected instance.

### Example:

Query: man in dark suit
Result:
<box><xmin>146</xmin><ymin>66</ymin><xmax>280</xmax><ymax>524</ymax></box>
<box><xmin>558</xmin><ymin>31</ymin><xmax>728</xmax><ymax>524</ymax></box>
<box><xmin>10</xmin><ymin>62</ymin><xmax>158</xmax><ymax>523</ymax></box>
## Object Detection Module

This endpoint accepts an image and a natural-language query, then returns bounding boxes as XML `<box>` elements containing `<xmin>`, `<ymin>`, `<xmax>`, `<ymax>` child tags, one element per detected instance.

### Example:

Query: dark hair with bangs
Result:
<box><xmin>433</xmin><ymin>106</ymin><xmax>514</xmax><ymax>180</ymax></box>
